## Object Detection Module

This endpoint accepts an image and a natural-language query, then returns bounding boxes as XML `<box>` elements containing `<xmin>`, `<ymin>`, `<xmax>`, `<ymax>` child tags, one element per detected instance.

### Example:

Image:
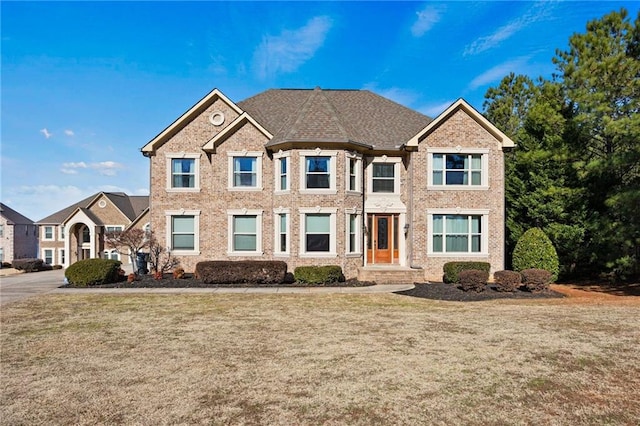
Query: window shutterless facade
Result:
<box><xmin>43</xmin><ymin>226</ymin><xmax>54</xmax><ymax>241</ymax></box>
<box><xmin>228</xmin><ymin>151</ymin><xmax>263</xmax><ymax>191</ymax></box>
<box><xmin>427</xmin><ymin>148</ymin><xmax>489</xmax><ymax>189</ymax></box>
<box><xmin>274</xmin><ymin>151</ymin><xmax>290</xmax><ymax>192</ymax></box>
<box><xmin>165</xmin><ymin>210</ymin><xmax>200</xmax><ymax>255</ymax></box>
<box><xmin>227</xmin><ymin>210</ymin><xmax>263</xmax><ymax>255</ymax></box>
<box><xmin>372</xmin><ymin>163</ymin><xmax>395</xmax><ymax>193</ymax></box>
<box><xmin>166</xmin><ymin>153</ymin><xmax>201</xmax><ymax>191</ymax></box>
<box><xmin>299</xmin><ymin>207</ymin><xmax>337</xmax><ymax>256</ymax></box>
<box><xmin>427</xmin><ymin>210</ymin><xmax>489</xmax><ymax>255</ymax></box>
<box><xmin>274</xmin><ymin>210</ymin><xmax>290</xmax><ymax>255</ymax></box>
<box><xmin>346</xmin><ymin>211</ymin><xmax>362</xmax><ymax>254</ymax></box>
<box><xmin>43</xmin><ymin>249</ymin><xmax>53</xmax><ymax>265</ymax></box>
<box><xmin>299</xmin><ymin>150</ymin><xmax>337</xmax><ymax>193</ymax></box>
<box><xmin>346</xmin><ymin>152</ymin><xmax>362</xmax><ymax>192</ymax></box>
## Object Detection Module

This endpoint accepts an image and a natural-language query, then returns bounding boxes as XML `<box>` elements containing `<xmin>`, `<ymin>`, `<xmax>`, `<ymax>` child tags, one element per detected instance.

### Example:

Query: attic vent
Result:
<box><xmin>209</xmin><ymin>111</ymin><xmax>225</xmax><ymax>126</ymax></box>
<box><xmin>98</xmin><ymin>200</ymin><xmax>107</xmax><ymax>208</ymax></box>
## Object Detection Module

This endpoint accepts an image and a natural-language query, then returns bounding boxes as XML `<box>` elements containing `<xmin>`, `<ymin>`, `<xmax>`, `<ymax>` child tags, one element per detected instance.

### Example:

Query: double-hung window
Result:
<box><xmin>299</xmin><ymin>208</ymin><xmax>337</xmax><ymax>256</ymax></box>
<box><xmin>428</xmin><ymin>149</ymin><xmax>488</xmax><ymax>188</ymax></box>
<box><xmin>300</xmin><ymin>150</ymin><xmax>337</xmax><ymax>193</ymax></box>
<box><xmin>43</xmin><ymin>226</ymin><xmax>54</xmax><ymax>241</ymax></box>
<box><xmin>346</xmin><ymin>153</ymin><xmax>362</xmax><ymax>193</ymax></box>
<box><xmin>274</xmin><ymin>152</ymin><xmax>290</xmax><ymax>192</ymax></box>
<box><xmin>346</xmin><ymin>211</ymin><xmax>362</xmax><ymax>254</ymax></box>
<box><xmin>43</xmin><ymin>249</ymin><xmax>53</xmax><ymax>265</ymax></box>
<box><xmin>165</xmin><ymin>210</ymin><xmax>200</xmax><ymax>254</ymax></box>
<box><xmin>372</xmin><ymin>163</ymin><xmax>395</xmax><ymax>193</ymax></box>
<box><xmin>228</xmin><ymin>151</ymin><xmax>263</xmax><ymax>190</ymax></box>
<box><xmin>274</xmin><ymin>209</ymin><xmax>290</xmax><ymax>255</ymax></box>
<box><xmin>227</xmin><ymin>210</ymin><xmax>263</xmax><ymax>255</ymax></box>
<box><xmin>166</xmin><ymin>153</ymin><xmax>200</xmax><ymax>191</ymax></box>
<box><xmin>427</xmin><ymin>210</ymin><xmax>488</xmax><ymax>255</ymax></box>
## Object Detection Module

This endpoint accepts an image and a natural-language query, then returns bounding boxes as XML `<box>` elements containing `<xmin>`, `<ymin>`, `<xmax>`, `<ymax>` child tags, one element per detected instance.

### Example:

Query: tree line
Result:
<box><xmin>483</xmin><ymin>8</ymin><xmax>639</xmax><ymax>280</ymax></box>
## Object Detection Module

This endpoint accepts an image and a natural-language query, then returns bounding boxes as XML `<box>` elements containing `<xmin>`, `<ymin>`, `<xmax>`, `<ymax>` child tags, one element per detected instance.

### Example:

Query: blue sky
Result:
<box><xmin>2</xmin><ymin>1</ymin><xmax>637</xmax><ymax>221</ymax></box>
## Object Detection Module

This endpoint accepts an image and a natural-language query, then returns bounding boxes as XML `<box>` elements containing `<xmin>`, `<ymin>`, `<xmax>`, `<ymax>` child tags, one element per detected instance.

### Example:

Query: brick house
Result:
<box><xmin>36</xmin><ymin>192</ymin><xmax>149</xmax><ymax>267</ymax></box>
<box><xmin>0</xmin><ymin>203</ymin><xmax>38</xmax><ymax>264</ymax></box>
<box><xmin>141</xmin><ymin>88</ymin><xmax>514</xmax><ymax>282</ymax></box>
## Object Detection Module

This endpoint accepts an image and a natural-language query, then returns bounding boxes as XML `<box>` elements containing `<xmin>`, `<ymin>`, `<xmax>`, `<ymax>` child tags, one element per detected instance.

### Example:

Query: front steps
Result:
<box><xmin>357</xmin><ymin>266</ymin><xmax>424</xmax><ymax>284</ymax></box>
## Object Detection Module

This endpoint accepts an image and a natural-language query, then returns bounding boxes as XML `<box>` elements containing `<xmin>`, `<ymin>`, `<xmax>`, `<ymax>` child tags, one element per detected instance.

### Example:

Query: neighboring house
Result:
<box><xmin>0</xmin><ymin>203</ymin><xmax>38</xmax><ymax>264</ymax></box>
<box><xmin>36</xmin><ymin>192</ymin><xmax>149</xmax><ymax>267</ymax></box>
<box><xmin>141</xmin><ymin>88</ymin><xmax>514</xmax><ymax>282</ymax></box>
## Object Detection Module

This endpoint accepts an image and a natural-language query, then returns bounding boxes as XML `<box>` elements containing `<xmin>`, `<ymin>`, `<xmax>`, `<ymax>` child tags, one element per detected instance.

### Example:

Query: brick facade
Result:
<box><xmin>144</xmin><ymin>89</ymin><xmax>513</xmax><ymax>281</ymax></box>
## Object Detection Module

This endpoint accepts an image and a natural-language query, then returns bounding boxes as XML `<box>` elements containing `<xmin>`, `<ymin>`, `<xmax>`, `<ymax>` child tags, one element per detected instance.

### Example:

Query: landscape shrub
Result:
<box><xmin>12</xmin><ymin>258</ymin><xmax>47</xmax><ymax>272</ymax></box>
<box><xmin>1</xmin><ymin>261</ymin><xmax>12</xmax><ymax>268</ymax></box>
<box><xmin>443</xmin><ymin>262</ymin><xmax>491</xmax><ymax>283</ymax></box>
<box><xmin>521</xmin><ymin>268</ymin><xmax>552</xmax><ymax>292</ymax></box>
<box><xmin>173</xmin><ymin>266</ymin><xmax>185</xmax><ymax>279</ymax></box>
<box><xmin>512</xmin><ymin>228</ymin><xmax>559</xmax><ymax>282</ymax></box>
<box><xmin>493</xmin><ymin>270</ymin><xmax>522</xmax><ymax>292</ymax></box>
<box><xmin>52</xmin><ymin>264</ymin><xmax>63</xmax><ymax>270</ymax></box>
<box><xmin>294</xmin><ymin>265</ymin><xmax>344</xmax><ymax>284</ymax></box>
<box><xmin>195</xmin><ymin>260</ymin><xmax>287</xmax><ymax>284</ymax></box>
<box><xmin>65</xmin><ymin>258</ymin><xmax>122</xmax><ymax>287</ymax></box>
<box><xmin>457</xmin><ymin>269</ymin><xmax>489</xmax><ymax>292</ymax></box>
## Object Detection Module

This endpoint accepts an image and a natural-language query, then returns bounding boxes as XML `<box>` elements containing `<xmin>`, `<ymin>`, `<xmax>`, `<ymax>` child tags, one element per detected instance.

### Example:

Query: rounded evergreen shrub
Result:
<box><xmin>294</xmin><ymin>265</ymin><xmax>344</xmax><ymax>285</ymax></box>
<box><xmin>512</xmin><ymin>228</ymin><xmax>559</xmax><ymax>282</ymax></box>
<box><xmin>65</xmin><ymin>258</ymin><xmax>122</xmax><ymax>287</ymax></box>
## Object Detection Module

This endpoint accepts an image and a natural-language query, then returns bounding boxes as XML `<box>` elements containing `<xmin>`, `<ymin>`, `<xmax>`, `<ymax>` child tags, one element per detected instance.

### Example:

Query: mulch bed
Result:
<box><xmin>61</xmin><ymin>273</ymin><xmax>375</xmax><ymax>289</ymax></box>
<box><xmin>394</xmin><ymin>282</ymin><xmax>565</xmax><ymax>302</ymax></box>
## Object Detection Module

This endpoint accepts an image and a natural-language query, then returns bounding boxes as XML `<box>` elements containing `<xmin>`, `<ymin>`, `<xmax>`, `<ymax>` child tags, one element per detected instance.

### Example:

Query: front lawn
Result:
<box><xmin>1</xmin><ymin>293</ymin><xmax>639</xmax><ymax>424</ymax></box>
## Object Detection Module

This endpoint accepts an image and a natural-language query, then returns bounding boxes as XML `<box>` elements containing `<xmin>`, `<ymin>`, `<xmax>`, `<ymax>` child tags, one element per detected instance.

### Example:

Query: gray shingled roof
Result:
<box><xmin>0</xmin><ymin>203</ymin><xmax>34</xmax><ymax>225</ymax></box>
<box><xmin>238</xmin><ymin>88</ymin><xmax>432</xmax><ymax>150</ymax></box>
<box><xmin>37</xmin><ymin>192</ymin><xmax>149</xmax><ymax>224</ymax></box>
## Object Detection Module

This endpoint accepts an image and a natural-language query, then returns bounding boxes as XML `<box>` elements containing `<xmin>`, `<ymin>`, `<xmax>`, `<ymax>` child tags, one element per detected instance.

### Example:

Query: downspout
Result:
<box><xmin>408</xmin><ymin>149</ymin><xmax>422</xmax><ymax>270</ymax></box>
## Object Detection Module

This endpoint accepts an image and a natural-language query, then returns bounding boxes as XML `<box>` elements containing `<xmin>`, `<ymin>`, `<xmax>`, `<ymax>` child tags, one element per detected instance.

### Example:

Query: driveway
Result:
<box><xmin>0</xmin><ymin>269</ymin><xmax>66</xmax><ymax>306</ymax></box>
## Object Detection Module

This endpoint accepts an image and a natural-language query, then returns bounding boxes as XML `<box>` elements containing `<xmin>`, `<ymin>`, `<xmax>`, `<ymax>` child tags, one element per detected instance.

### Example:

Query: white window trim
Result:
<box><xmin>345</xmin><ymin>208</ymin><xmax>363</xmax><ymax>256</ymax></box>
<box><xmin>58</xmin><ymin>226</ymin><xmax>65</xmax><ymax>241</ymax></box>
<box><xmin>165</xmin><ymin>152</ymin><xmax>202</xmax><ymax>192</ymax></box>
<box><xmin>367</xmin><ymin>156</ymin><xmax>402</xmax><ymax>195</ymax></box>
<box><xmin>165</xmin><ymin>209</ymin><xmax>201</xmax><ymax>255</ymax></box>
<box><xmin>299</xmin><ymin>207</ymin><xmax>337</xmax><ymax>257</ymax></box>
<box><xmin>345</xmin><ymin>152</ymin><xmax>363</xmax><ymax>194</ymax></box>
<box><xmin>228</xmin><ymin>151</ymin><xmax>264</xmax><ymax>191</ymax></box>
<box><xmin>105</xmin><ymin>225</ymin><xmax>124</xmax><ymax>233</ymax></box>
<box><xmin>299</xmin><ymin>149</ymin><xmax>338</xmax><ymax>194</ymax></box>
<box><xmin>273</xmin><ymin>207</ymin><xmax>290</xmax><ymax>256</ymax></box>
<box><xmin>426</xmin><ymin>209</ymin><xmax>490</xmax><ymax>257</ymax></box>
<box><xmin>273</xmin><ymin>151</ymin><xmax>291</xmax><ymax>194</ymax></box>
<box><xmin>227</xmin><ymin>209</ymin><xmax>263</xmax><ymax>256</ymax></box>
<box><xmin>58</xmin><ymin>248</ymin><xmax>65</xmax><ymax>266</ymax></box>
<box><xmin>42</xmin><ymin>249</ymin><xmax>54</xmax><ymax>264</ymax></box>
<box><xmin>43</xmin><ymin>226</ymin><xmax>55</xmax><ymax>241</ymax></box>
<box><xmin>427</xmin><ymin>148</ymin><xmax>489</xmax><ymax>190</ymax></box>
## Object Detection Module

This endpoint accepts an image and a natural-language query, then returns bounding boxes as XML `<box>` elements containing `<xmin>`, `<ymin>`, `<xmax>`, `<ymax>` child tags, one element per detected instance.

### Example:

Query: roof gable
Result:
<box><xmin>407</xmin><ymin>98</ymin><xmax>515</xmax><ymax>149</ymax></box>
<box><xmin>141</xmin><ymin>88</ymin><xmax>242</xmax><ymax>155</ymax></box>
<box><xmin>202</xmin><ymin>112</ymin><xmax>273</xmax><ymax>153</ymax></box>
<box><xmin>0</xmin><ymin>203</ymin><xmax>34</xmax><ymax>225</ymax></box>
<box><xmin>37</xmin><ymin>192</ymin><xmax>149</xmax><ymax>225</ymax></box>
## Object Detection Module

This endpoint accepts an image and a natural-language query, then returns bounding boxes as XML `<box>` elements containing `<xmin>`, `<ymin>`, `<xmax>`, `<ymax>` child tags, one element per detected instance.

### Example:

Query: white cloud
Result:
<box><xmin>64</xmin><ymin>129</ymin><xmax>75</xmax><ymax>136</ymax></box>
<box><xmin>468</xmin><ymin>56</ymin><xmax>531</xmax><ymax>90</ymax></box>
<box><xmin>40</xmin><ymin>128</ymin><xmax>52</xmax><ymax>139</ymax></box>
<box><xmin>59</xmin><ymin>160</ymin><xmax>124</xmax><ymax>176</ymax></box>
<box><xmin>411</xmin><ymin>6</ymin><xmax>441</xmax><ymax>37</ymax></box>
<box><xmin>363</xmin><ymin>84</ymin><xmax>418</xmax><ymax>108</ymax></box>
<box><xmin>253</xmin><ymin>16</ymin><xmax>333</xmax><ymax>80</ymax></box>
<box><xmin>463</xmin><ymin>3</ymin><xmax>551</xmax><ymax>56</ymax></box>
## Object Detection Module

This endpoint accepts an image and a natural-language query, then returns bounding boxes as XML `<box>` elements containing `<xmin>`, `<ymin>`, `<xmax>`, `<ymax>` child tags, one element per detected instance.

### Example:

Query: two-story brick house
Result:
<box><xmin>0</xmin><ymin>203</ymin><xmax>38</xmax><ymax>264</ymax></box>
<box><xmin>37</xmin><ymin>192</ymin><xmax>149</xmax><ymax>267</ymax></box>
<box><xmin>141</xmin><ymin>88</ymin><xmax>514</xmax><ymax>282</ymax></box>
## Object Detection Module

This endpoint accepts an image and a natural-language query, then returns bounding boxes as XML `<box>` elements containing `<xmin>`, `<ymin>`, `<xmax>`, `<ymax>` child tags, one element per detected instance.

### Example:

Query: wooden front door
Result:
<box><xmin>367</xmin><ymin>214</ymin><xmax>399</xmax><ymax>264</ymax></box>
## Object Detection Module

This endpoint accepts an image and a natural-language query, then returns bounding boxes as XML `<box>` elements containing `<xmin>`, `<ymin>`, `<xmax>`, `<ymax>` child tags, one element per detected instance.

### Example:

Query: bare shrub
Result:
<box><xmin>195</xmin><ymin>260</ymin><xmax>287</xmax><ymax>284</ymax></box>
<box><xmin>458</xmin><ymin>269</ymin><xmax>489</xmax><ymax>292</ymax></box>
<box><xmin>494</xmin><ymin>270</ymin><xmax>522</xmax><ymax>292</ymax></box>
<box><xmin>521</xmin><ymin>268</ymin><xmax>552</xmax><ymax>292</ymax></box>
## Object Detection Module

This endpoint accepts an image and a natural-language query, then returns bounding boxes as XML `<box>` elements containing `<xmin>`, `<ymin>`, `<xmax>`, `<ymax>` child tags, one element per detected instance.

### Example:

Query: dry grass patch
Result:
<box><xmin>2</xmin><ymin>294</ymin><xmax>639</xmax><ymax>425</ymax></box>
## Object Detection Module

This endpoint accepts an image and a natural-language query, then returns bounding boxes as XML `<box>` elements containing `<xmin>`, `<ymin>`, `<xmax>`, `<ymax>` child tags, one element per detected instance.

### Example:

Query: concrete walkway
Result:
<box><xmin>1</xmin><ymin>268</ymin><xmax>414</xmax><ymax>306</ymax></box>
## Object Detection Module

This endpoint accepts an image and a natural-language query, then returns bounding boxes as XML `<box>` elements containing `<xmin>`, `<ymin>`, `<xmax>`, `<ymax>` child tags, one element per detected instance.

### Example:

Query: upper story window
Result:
<box><xmin>274</xmin><ymin>151</ymin><xmax>290</xmax><ymax>193</ymax></box>
<box><xmin>428</xmin><ymin>148</ymin><xmax>489</xmax><ymax>189</ymax></box>
<box><xmin>368</xmin><ymin>157</ymin><xmax>401</xmax><ymax>194</ymax></box>
<box><xmin>166</xmin><ymin>153</ymin><xmax>201</xmax><ymax>192</ymax></box>
<box><xmin>43</xmin><ymin>226</ymin><xmax>54</xmax><ymax>241</ymax></box>
<box><xmin>0</xmin><ymin>224</ymin><xmax>3</xmax><ymax>238</ymax></box>
<box><xmin>346</xmin><ymin>153</ymin><xmax>362</xmax><ymax>193</ymax></box>
<box><xmin>105</xmin><ymin>226</ymin><xmax>124</xmax><ymax>233</ymax></box>
<box><xmin>228</xmin><ymin>151</ymin><xmax>263</xmax><ymax>191</ymax></box>
<box><xmin>299</xmin><ymin>150</ymin><xmax>337</xmax><ymax>194</ymax></box>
